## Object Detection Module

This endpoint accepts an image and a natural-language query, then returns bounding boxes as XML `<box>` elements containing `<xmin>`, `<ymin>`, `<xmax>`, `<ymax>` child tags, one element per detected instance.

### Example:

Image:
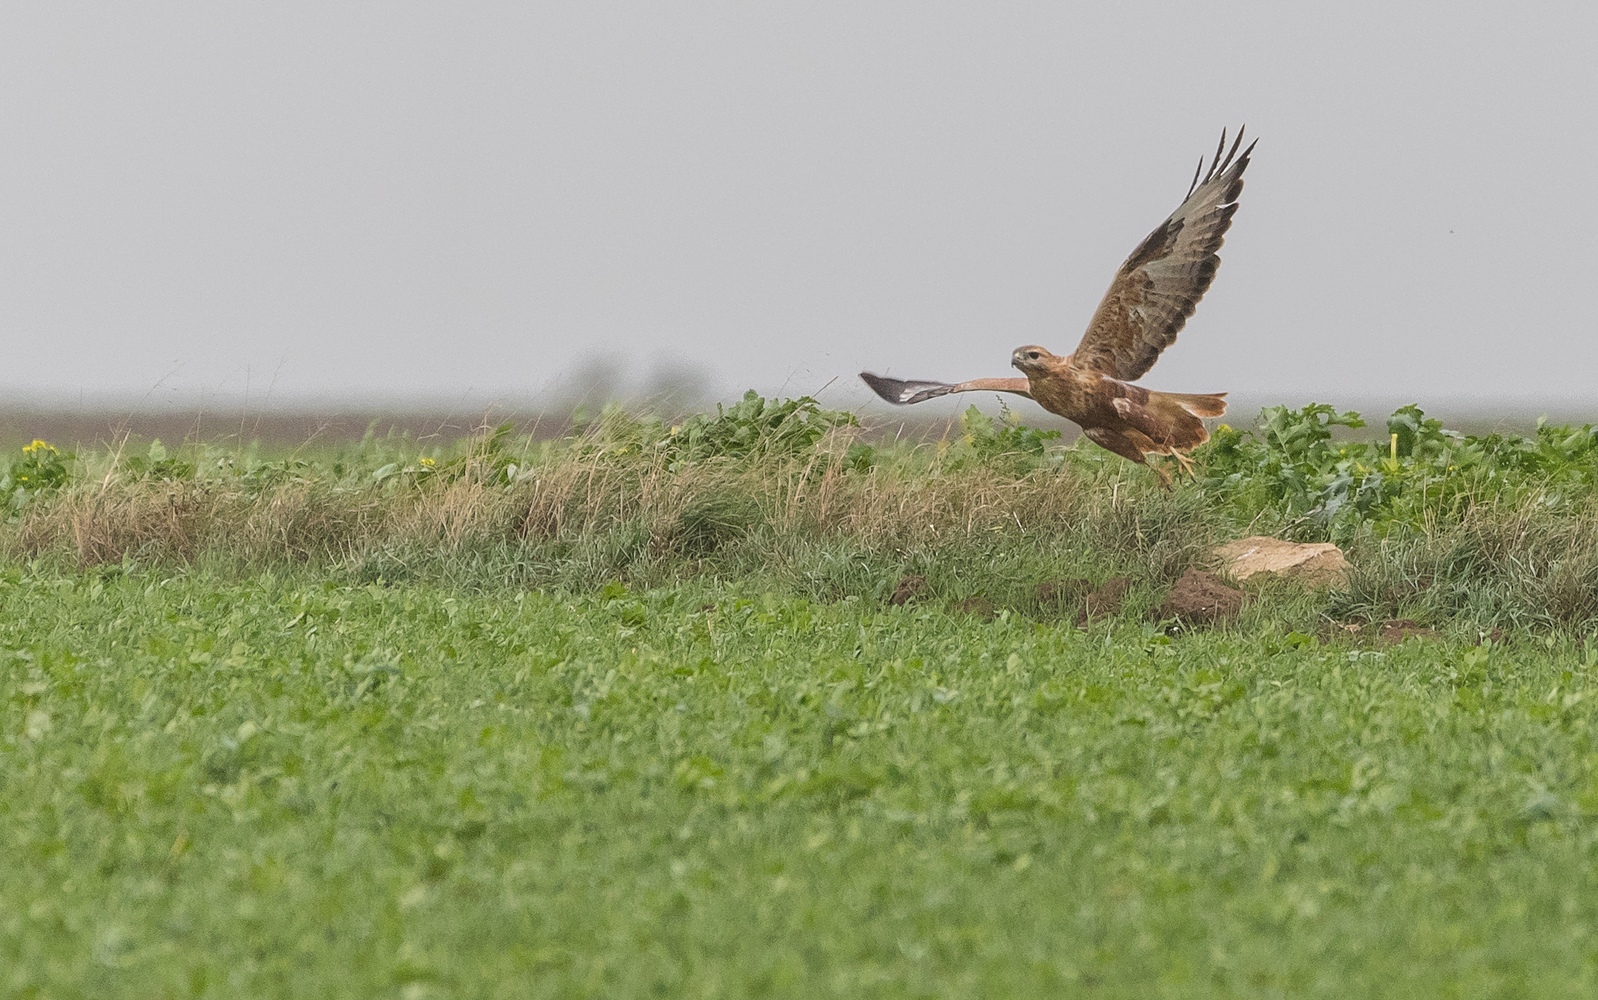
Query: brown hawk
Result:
<box><xmin>861</xmin><ymin>128</ymin><xmax>1255</xmax><ymax>486</ymax></box>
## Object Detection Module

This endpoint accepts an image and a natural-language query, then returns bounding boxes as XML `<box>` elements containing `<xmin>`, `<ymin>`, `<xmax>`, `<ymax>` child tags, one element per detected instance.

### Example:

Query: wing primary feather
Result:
<box><xmin>1205</xmin><ymin>128</ymin><xmax>1228</xmax><ymax>185</ymax></box>
<box><xmin>1220</xmin><ymin>136</ymin><xmax>1258</xmax><ymax>203</ymax></box>
<box><xmin>1221</xmin><ymin>126</ymin><xmax>1245</xmax><ymax>173</ymax></box>
<box><xmin>1187</xmin><ymin>156</ymin><xmax>1205</xmax><ymax>197</ymax></box>
<box><xmin>859</xmin><ymin>372</ymin><xmax>953</xmax><ymax>405</ymax></box>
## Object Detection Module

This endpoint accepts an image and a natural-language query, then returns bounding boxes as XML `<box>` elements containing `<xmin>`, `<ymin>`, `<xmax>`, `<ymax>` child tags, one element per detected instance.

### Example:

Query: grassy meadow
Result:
<box><xmin>4</xmin><ymin>395</ymin><xmax>1598</xmax><ymax>997</ymax></box>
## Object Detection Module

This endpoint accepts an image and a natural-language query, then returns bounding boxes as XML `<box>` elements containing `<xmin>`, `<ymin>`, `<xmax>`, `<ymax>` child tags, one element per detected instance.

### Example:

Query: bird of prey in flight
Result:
<box><xmin>861</xmin><ymin>128</ymin><xmax>1256</xmax><ymax>486</ymax></box>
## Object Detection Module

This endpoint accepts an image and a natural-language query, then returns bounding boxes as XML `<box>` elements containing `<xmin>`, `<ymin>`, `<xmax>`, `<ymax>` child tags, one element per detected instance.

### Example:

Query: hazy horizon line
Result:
<box><xmin>2</xmin><ymin>385</ymin><xmax>1593</xmax><ymax>416</ymax></box>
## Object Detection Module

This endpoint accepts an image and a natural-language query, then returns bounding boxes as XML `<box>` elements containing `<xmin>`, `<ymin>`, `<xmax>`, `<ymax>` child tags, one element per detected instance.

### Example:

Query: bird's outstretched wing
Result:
<box><xmin>1071</xmin><ymin>127</ymin><xmax>1256</xmax><ymax>382</ymax></box>
<box><xmin>860</xmin><ymin>372</ymin><xmax>1031</xmax><ymax>405</ymax></box>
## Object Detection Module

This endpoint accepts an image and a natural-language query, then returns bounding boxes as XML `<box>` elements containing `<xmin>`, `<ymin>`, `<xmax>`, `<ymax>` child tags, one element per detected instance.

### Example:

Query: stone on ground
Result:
<box><xmin>1213</xmin><ymin>536</ymin><xmax>1349</xmax><ymax>589</ymax></box>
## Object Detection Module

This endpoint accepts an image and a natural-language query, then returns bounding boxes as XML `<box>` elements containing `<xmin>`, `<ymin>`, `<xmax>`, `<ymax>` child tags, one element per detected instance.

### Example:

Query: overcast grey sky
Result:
<box><xmin>2</xmin><ymin>2</ymin><xmax>1594</xmax><ymax>413</ymax></box>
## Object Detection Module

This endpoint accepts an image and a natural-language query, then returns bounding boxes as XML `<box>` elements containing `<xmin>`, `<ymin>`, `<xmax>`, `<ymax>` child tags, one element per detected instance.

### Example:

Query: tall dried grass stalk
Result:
<box><xmin>10</xmin><ymin>445</ymin><xmax>1593</xmax><ymax>629</ymax></box>
<box><xmin>5</xmin><ymin>448</ymin><xmax>1195</xmax><ymax>571</ymax></box>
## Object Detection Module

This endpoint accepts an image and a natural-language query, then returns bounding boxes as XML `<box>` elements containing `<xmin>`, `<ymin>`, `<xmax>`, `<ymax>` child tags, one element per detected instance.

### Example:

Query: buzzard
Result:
<box><xmin>861</xmin><ymin>128</ymin><xmax>1256</xmax><ymax>486</ymax></box>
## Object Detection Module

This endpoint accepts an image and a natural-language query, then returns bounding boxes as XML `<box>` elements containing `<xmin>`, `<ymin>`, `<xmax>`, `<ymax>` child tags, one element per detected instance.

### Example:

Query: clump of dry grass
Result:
<box><xmin>3</xmin><ymin>441</ymin><xmax>1219</xmax><ymax>601</ymax></box>
<box><xmin>1330</xmin><ymin>486</ymin><xmax>1598</xmax><ymax>630</ymax></box>
<box><xmin>6</xmin><ymin>415</ymin><xmax>1596</xmax><ymax>632</ymax></box>
<box><xmin>10</xmin><ymin>478</ymin><xmax>509</xmax><ymax>569</ymax></box>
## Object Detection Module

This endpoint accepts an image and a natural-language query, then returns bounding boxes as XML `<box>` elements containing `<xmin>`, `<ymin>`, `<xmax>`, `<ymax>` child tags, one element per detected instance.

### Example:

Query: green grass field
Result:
<box><xmin>3</xmin><ymin>397</ymin><xmax>1598</xmax><ymax>996</ymax></box>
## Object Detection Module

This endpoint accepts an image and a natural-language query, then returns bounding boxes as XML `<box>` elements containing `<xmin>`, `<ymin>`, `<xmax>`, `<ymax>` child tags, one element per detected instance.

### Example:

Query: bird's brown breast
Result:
<box><xmin>1025</xmin><ymin>362</ymin><xmax>1120</xmax><ymax>428</ymax></box>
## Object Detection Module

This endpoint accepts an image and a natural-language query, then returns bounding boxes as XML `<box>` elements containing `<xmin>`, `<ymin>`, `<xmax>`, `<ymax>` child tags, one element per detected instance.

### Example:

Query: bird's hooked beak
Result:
<box><xmin>1011</xmin><ymin>346</ymin><xmax>1049</xmax><ymax>373</ymax></box>
<box><xmin>1011</xmin><ymin>345</ymin><xmax>1063</xmax><ymax>374</ymax></box>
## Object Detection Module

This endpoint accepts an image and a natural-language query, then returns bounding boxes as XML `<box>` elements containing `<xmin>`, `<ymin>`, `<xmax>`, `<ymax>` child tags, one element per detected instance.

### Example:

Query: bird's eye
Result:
<box><xmin>1028</xmin><ymin>351</ymin><xmax>1039</xmax><ymax>360</ymax></box>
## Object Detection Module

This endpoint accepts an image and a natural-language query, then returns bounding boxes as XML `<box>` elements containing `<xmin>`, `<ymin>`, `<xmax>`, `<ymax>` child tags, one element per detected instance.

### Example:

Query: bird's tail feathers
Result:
<box><xmin>1132</xmin><ymin>390</ymin><xmax>1228</xmax><ymax>452</ymax></box>
<box><xmin>1157</xmin><ymin>391</ymin><xmax>1228</xmax><ymax>419</ymax></box>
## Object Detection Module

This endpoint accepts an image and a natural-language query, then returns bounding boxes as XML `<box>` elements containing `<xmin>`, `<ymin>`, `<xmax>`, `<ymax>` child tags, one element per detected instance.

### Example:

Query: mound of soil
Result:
<box><xmin>1077</xmin><ymin>577</ymin><xmax>1132</xmax><ymax>627</ymax></box>
<box><xmin>889</xmin><ymin>574</ymin><xmax>930</xmax><ymax>606</ymax></box>
<box><xmin>952</xmin><ymin>595</ymin><xmax>999</xmax><ymax>620</ymax></box>
<box><xmin>1036</xmin><ymin>577</ymin><xmax>1092</xmax><ymax>608</ymax></box>
<box><xmin>1155</xmin><ymin>569</ymin><xmax>1245</xmax><ymax>627</ymax></box>
<box><xmin>1033</xmin><ymin>576</ymin><xmax>1131</xmax><ymax>627</ymax></box>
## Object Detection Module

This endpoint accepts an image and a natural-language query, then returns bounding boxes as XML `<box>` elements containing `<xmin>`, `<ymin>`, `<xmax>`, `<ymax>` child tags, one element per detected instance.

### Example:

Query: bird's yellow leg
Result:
<box><xmin>1170</xmin><ymin>450</ymin><xmax>1197</xmax><ymax>479</ymax></box>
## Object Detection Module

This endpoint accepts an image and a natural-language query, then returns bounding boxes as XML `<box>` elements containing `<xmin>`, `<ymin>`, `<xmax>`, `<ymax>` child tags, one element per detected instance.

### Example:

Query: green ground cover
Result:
<box><xmin>5</xmin><ymin>571</ymin><xmax>1598</xmax><ymax>997</ymax></box>
<box><xmin>3</xmin><ymin>398</ymin><xmax>1598</xmax><ymax>996</ymax></box>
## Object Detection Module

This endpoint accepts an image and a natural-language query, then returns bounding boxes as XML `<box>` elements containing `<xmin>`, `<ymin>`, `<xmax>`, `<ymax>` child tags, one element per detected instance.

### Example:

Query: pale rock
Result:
<box><xmin>1213</xmin><ymin>536</ymin><xmax>1349</xmax><ymax>589</ymax></box>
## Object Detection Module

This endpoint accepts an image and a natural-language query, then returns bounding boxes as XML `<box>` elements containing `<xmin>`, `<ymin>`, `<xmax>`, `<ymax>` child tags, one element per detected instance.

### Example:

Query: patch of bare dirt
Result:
<box><xmin>952</xmin><ymin>595</ymin><xmax>999</xmax><ymax>620</ymax></box>
<box><xmin>1378</xmin><ymin>620</ymin><xmax>1439</xmax><ymax>643</ymax></box>
<box><xmin>1036</xmin><ymin>577</ymin><xmax>1092</xmax><ymax>607</ymax></box>
<box><xmin>1322</xmin><ymin>621</ymin><xmax>1364</xmax><ymax>641</ymax></box>
<box><xmin>1077</xmin><ymin>577</ymin><xmax>1132</xmax><ymax>627</ymax></box>
<box><xmin>1155</xmin><ymin>569</ymin><xmax>1245</xmax><ymax>627</ymax></box>
<box><xmin>889</xmin><ymin>574</ymin><xmax>930</xmax><ymax>606</ymax></box>
<box><xmin>1324</xmin><ymin>619</ymin><xmax>1444</xmax><ymax>644</ymax></box>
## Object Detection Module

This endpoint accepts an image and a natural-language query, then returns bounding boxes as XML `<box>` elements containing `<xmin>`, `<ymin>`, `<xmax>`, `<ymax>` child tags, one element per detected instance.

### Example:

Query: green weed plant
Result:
<box><xmin>1</xmin><ymin>439</ymin><xmax>73</xmax><ymax>512</ymax></box>
<box><xmin>1202</xmin><ymin>403</ymin><xmax>1598</xmax><ymax>541</ymax></box>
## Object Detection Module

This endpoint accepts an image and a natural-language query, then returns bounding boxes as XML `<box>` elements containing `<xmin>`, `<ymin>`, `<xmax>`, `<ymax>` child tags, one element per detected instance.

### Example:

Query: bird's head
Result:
<box><xmin>1010</xmin><ymin>345</ymin><xmax>1058</xmax><ymax>374</ymax></box>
